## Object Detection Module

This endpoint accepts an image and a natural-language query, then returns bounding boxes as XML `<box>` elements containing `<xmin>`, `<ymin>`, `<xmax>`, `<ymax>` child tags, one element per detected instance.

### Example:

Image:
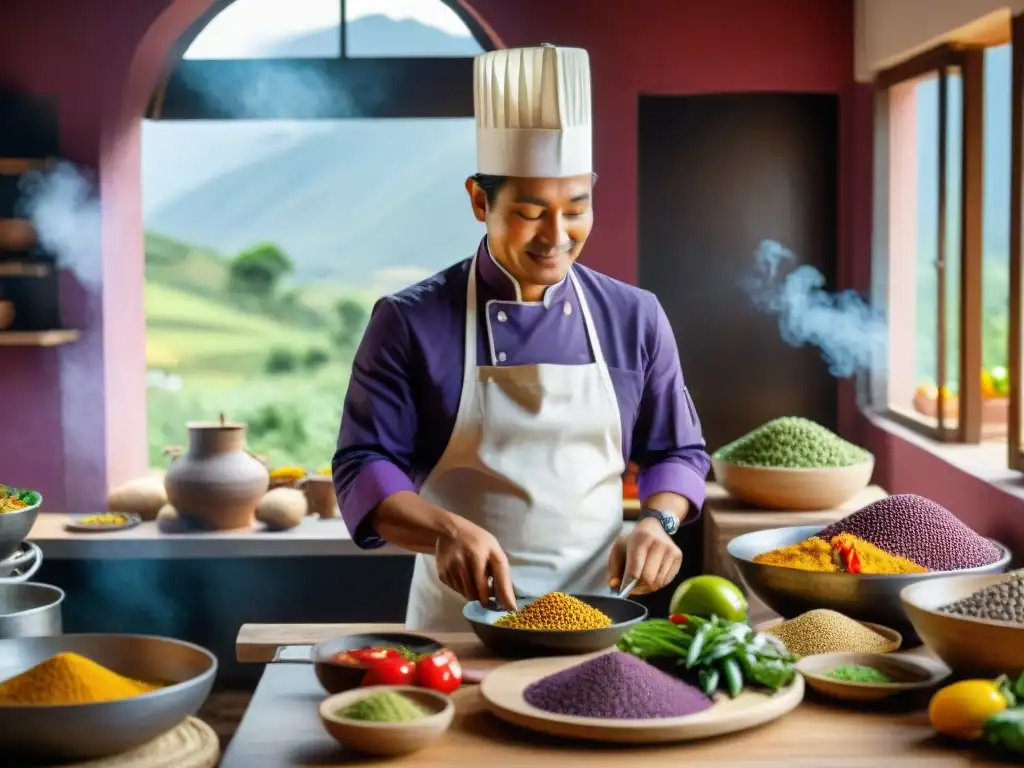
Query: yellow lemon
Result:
<box><xmin>928</xmin><ymin>680</ymin><xmax>1008</xmax><ymax>740</ymax></box>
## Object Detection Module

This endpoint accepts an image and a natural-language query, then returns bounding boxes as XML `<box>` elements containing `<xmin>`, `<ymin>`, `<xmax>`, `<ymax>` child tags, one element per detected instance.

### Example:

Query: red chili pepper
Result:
<box><xmin>415</xmin><ymin>649</ymin><xmax>462</xmax><ymax>694</ymax></box>
<box><xmin>361</xmin><ymin>656</ymin><xmax>417</xmax><ymax>687</ymax></box>
<box><xmin>847</xmin><ymin>549</ymin><xmax>862</xmax><ymax>574</ymax></box>
<box><xmin>669</xmin><ymin>614</ymin><xmax>689</xmax><ymax>625</ymax></box>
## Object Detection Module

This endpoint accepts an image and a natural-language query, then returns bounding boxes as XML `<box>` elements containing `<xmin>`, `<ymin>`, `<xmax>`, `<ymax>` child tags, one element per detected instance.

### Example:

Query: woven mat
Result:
<box><xmin>58</xmin><ymin>717</ymin><xmax>219</xmax><ymax>768</ymax></box>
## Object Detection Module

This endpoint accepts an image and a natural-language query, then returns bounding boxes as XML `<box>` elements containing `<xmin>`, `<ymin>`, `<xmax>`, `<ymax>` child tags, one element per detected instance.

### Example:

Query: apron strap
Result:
<box><xmin>463</xmin><ymin>256</ymin><xmax>479</xmax><ymax>386</ymax></box>
<box><xmin>569</xmin><ymin>269</ymin><xmax>607</xmax><ymax>367</ymax></box>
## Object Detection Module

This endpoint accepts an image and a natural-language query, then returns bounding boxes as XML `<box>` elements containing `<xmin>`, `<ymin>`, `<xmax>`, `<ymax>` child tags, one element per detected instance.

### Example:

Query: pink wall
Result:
<box><xmin>0</xmin><ymin>0</ymin><xmax>856</xmax><ymax>511</ymax></box>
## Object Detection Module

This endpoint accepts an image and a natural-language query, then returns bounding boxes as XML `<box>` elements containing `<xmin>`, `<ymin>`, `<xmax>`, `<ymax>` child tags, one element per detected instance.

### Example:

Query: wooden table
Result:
<box><xmin>223</xmin><ymin>623</ymin><xmax>1003</xmax><ymax>767</ymax></box>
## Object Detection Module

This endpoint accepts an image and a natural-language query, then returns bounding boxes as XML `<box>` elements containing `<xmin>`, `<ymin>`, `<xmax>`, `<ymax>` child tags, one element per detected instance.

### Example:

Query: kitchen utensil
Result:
<box><xmin>617</xmin><ymin>577</ymin><xmax>639</xmax><ymax>599</ymax></box>
<box><xmin>0</xmin><ymin>542</ymin><xmax>42</xmax><ymax>583</ymax></box>
<box><xmin>796</xmin><ymin>651</ymin><xmax>948</xmax><ymax>702</ymax></box>
<box><xmin>163</xmin><ymin>414</ymin><xmax>270</xmax><ymax>530</ymax></box>
<box><xmin>901</xmin><ymin>572</ymin><xmax>1024</xmax><ymax>676</ymax></box>
<box><xmin>712</xmin><ymin>458</ymin><xmax>874</xmax><ymax>510</ymax></box>
<box><xmin>756</xmin><ymin>616</ymin><xmax>903</xmax><ymax>653</ymax></box>
<box><xmin>0</xmin><ymin>581</ymin><xmax>63</xmax><ymax>638</ymax></box>
<box><xmin>0</xmin><ymin>491</ymin><xmax>40</xmax><ymax>562</ymax></box>
<box><xmin>727</xmin><ymin>524</ymin><xmax>1010</xmax><ymax>637</ymax></box>
<box><xmin>480</xmin><ymin>650</ymin><xmax>804</xmax><ymax>743</ymax></box>
<box><xmin>0</xmin><ymin>633</ymin><xmax>217</xmax><ymax>761</ymax></box>
<box><xmin>463</xmin><ymin>594</ymin><xmax>648</xmax><ymax>657</ymax></box>
<box><xmin>269</xmin><ymin>632</ymin><xmax>443</xmax><ymax>694</ymax></box>
<box><xmin>318</xmin><ymin>685</ymin><xmax>454</xmax><ymax>757</ymax></box>
<box><xmin>64</xmin><ymin>512</ymin><xmax>143</xmax><ymax>533</ymax></box>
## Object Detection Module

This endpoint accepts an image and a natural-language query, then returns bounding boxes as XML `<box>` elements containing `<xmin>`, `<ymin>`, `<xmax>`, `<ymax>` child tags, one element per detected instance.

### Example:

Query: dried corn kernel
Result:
<box><xmin>495</xmin><ymin>592</ymin><xmax>612</xmax><ymax>631</ymax></box>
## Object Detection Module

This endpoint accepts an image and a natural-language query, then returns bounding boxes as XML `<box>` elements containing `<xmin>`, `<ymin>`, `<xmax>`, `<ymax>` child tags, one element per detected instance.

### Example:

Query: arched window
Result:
<box><xmin>142</xmin><ymin>1</ymin><xmax>493</xmax><ymax>468</ymax></box>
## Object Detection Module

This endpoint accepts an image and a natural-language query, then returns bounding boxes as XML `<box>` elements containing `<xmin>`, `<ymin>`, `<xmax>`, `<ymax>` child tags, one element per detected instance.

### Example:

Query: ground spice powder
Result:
<box><xmin>495</xmin><ymin>592</ymin><xmax>612</xmax><ymax>631</ymax></box>
<box><xmin>767</xmin><ymin>610</ymin><xmax>892</xmax><ymax>656</ymax></box>
<box><xmin>338</xmin><ymin>690</ymin><xmax>428</xmax><ymax>722</ymax></box>
<box><xmin>524</xmin><ymin>651</ymin><xmax>711</xmax><ymax>719</ymax></box>
<box><xmin>0</xmin><ymin>652</ymin><xmax>160</xmax><ymax>705</ymax></box>
<box><xmin>754</xmin><ymin>534</ymin><xmax>926</xmax><ymax>574</ymax></box>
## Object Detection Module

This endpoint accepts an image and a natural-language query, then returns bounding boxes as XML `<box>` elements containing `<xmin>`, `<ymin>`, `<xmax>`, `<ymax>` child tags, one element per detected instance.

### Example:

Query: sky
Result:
<box><xmin>186</xmin><ymin>0</ymin><xmax>469</xmax><ymax>58</ymax></box>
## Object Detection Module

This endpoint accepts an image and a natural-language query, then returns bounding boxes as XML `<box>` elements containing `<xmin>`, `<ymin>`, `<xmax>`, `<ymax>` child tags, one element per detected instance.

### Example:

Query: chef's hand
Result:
<box><xmin>435</xmin><ymin>516</ymin><xmax>517</xmax><ymax>610</ymax></box>
<box><xmin>608</xmin><ymin>517</ymin><xmax>683</xmax><ymax>596</ymax></box>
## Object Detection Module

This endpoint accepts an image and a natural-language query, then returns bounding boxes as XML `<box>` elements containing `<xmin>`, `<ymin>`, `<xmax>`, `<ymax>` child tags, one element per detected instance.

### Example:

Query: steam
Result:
<box><xmin>177</xmin><ymin>64</ymin><xmax>381</xmax><ymax>118</ymax></box>
<box><xmin>18</xmin><ymin>160</ymin><xmax>102</xmax><ymax>294</ymax></box>
<box><xmin>741</xmin><ymin>239</ymin><xmax>886</xmax><ymax>378</ymax></box>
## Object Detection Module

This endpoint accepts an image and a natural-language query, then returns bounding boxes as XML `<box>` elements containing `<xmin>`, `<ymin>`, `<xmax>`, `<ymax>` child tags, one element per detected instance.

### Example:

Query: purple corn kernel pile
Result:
<box><xmin>815</xmin><ymin>493</ymin><xmax>1002</xmax><ymax>571</ymax></box>
<box><xmin>523</xmin><ymin>650</ymin><xmax>712</xmax><ymax>719</ymax></box>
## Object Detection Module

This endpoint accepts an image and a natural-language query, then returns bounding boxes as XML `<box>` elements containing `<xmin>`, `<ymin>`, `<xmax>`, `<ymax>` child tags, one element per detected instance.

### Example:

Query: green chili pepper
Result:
<box><xmin>721</xmin><ymin>657</ymin><xmax>744</xmax><ymax>699</ymax></box>
<box><xmin>698</xmin><ymin>667</ymin><xmax>720</xmax><ymax>697</ymax></box>
<box><xmin>686</xmin><ymin>624</ymin><xmax>710</xmax><ymax>669</ymax></box>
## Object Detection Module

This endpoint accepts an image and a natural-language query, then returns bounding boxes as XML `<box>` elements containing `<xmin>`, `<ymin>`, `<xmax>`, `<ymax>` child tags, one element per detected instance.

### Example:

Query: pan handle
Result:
<box><xmin>269</xmin><ymin>644</ymin><xmax>315</xmax><ymax>665</ymax></box>
<box><xmin>0</xmin><ymin>542</ymin><xmax>42</xmax><ymax>584</ymax></box>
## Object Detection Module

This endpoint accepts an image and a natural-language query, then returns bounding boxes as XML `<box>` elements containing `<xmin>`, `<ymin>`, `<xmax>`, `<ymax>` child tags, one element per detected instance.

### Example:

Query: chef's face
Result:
<box><xmin>466</xmin><ymin>174</ymin><xmax>594</xmax><ymax>299</ymax></box>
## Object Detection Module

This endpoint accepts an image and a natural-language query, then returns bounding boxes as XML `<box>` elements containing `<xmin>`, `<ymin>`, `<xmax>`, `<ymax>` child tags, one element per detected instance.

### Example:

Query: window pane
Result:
<box><xmin>344</xmin><ymin>0</ymin><xmax>484</xmax><ymax>57</ymax></box>
<box><xmin>983</xmin><ymin>44</ymin><xmax>1012</xmax><ymax>439</ymax></box>
<box><xmin>942</xmin><ymin>69</ymin><xmax>962</xmax><ymax>430</ymax></box>
<box><xmin>185</xmin><ymin>0</ymin><xmax>341</xmax><ymax>59</ymax></box>
<box><xmin>141</xmin><ymin>118</ymin><xmax>480</xmax><ymax>467</ymax></box>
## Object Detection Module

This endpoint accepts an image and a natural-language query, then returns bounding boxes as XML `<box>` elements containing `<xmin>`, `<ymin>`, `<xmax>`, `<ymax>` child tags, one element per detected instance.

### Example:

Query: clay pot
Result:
<box><xmin>0</xmin><ymin>300</ymin><xmax>13</xmax><ymax>331</ymax></box>
<box><xmin>300</xmin><ymin>475</ymin><xmax>339</xmax><ymax>519</ymax></box>
<box><xmin>163</xmin><ymin>416</ymin><xmax>270</xmax><ymax>530</ymax></box>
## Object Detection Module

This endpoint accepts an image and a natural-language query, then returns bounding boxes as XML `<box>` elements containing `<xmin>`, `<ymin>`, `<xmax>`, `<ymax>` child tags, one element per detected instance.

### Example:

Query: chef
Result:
<box><xmin>333</xmin><ymin>44</ymin><xmax>710</xmax><ymax>631</ymax></box>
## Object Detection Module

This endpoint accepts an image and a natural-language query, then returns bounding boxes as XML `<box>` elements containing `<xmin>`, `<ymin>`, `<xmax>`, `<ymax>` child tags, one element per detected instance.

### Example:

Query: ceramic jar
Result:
<box><xmin>164</xmin><ymin>417</ymin><xmax>270</xmax><ymax>530</ymax></box>
<box><xmin>299</xmin><ymin>475</ymin><xmax>339</xmax><ymax>519</ymax></box>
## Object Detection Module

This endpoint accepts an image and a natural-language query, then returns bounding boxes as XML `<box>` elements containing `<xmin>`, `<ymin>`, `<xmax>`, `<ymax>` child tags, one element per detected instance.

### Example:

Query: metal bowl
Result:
<box><xmin>0</xmin><ymin>582</ymin><xmax>63</xmax><ymax>639</ymax></box>
<box><xmin>463</xmin><ymin>594</ymin><xmax>648</xmax><ymax>657</ymax></box>
<box><xmin>727</xmin><ymin>525</ymin><xmax>1011</xmax><ymax>636</ymax></box>
<box><xmin>0</xmin><ymin>633</ymin><xmax>217</xmax><ymax>761</ymax></box>
<box><xmin>0</xmin><ymin>495</ymin><xmax>41</xmax><ymax>562</ymax></box>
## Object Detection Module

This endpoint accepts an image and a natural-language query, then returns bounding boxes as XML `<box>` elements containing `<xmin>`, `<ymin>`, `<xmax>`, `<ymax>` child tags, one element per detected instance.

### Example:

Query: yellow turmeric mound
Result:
<box><xmin>754</xmin><ymin>534</ymin><xmax>927</xmax><ymax>574</ymax></box>
<box><xmin>0</xmin><ymin>652</ymin><xmax>161</xmax><ymax>705</ymax></box>
<box><xmin>495</xmin><ymin>592</ymin><xmax>612</xmax><ymax>631</ymax></box>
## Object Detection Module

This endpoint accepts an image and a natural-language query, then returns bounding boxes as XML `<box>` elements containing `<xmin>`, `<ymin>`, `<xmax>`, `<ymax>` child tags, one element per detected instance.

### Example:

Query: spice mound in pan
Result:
<box><xmin>939</xmin><ymin>573</ymin><xmax>1024</xmax><ymax>625</ymax></box>
<box><xmin>712</xmin><ymin>416</ymin><xmax>871</xmax><ymax>469</ymax></box>
<box><xmin>766</xmin><ymin>609</ymin><xmax>892</xmax><ymax>657</ymax></box>
<box><xmin>524</xmin><ymin>651</ymin><xmax>712</xmax><ymax>719</ymax></box>
<box><xmin>495</xmin><ymin>592</ymin><xmax>613</xmax><ymax>631</ymax></box>
<box><xmin>0</xmin><ymin>652</ymin><xmax>162</xmax><ymax>706</ymax></box>
<box><xmin>753</xmin><ymin>493</ymin><xmax>1002</xmax><ymax>574</ymax></box>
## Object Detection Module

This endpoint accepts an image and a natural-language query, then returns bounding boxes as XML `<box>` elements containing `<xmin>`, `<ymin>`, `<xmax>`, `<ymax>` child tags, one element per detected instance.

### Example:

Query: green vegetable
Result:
<box><xmin>823</xmin><ymin>664</ymin><xmax>895</xmax><ymax>684</ymax></box>
<box><xmin>712</xmin><ymin>416</ymin><xmax>871</xmax><ymax>469</ymax></box>
<box><xmin>617</xmin><ymin>615</ymin><xmax>797</xmax><ymax>699</ymax></box>
<box><xmin>338</xmin><ymin>690</ymin><xmax>428</xmax><ymax>723</ymax></box>
<box><xmin>983</xmin><ymin>708</ymin><xmax>1024</xmax><ymax>757</ymax></box>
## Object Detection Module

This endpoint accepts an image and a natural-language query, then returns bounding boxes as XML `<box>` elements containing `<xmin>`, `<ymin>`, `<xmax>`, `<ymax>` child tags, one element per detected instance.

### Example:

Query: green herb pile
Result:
<box><xmin>983</xmin><ymin>672</ymin><xmax>1024</xmax><ymax>758</ymax></box>
<box><xmin>617</xmin><ymin>615</ymin><xmax>797</xmax><ymax>699</ymax></box>
<box><xmin>823</xmin><ymin>664</ymin><xmax>894</xmax><ymax>684</ymax></box>
<box><xmin>712</xmin><ymin>417</ymin><xmax>872</xmax><ymax>469</ymax></box>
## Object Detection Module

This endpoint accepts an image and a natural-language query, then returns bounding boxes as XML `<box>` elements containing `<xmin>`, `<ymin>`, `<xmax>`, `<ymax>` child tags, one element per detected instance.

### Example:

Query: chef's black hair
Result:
<box><xmin>469</xmin><ymin>173</ymin><xmax>508</xmax><ymax>207</ymax></box>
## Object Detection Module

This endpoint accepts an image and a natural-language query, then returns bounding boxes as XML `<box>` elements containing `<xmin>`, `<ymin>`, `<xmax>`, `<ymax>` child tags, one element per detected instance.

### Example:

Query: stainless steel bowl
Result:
<box><xmin>0</xmin><ymin>633</ymin><xmax>217</xmax><ymax>761</ymax></box>
<box><xmin>0</xmin><ymin>582</ymin><xmax>63</xmax><ymax>639</ymax></box>
<box><xmin>727</xmin><ymin>525</ymin><xmax>1012</xmax><ymax>636</ymax></box>
<box><xmin>0</xmin><ymin>499</ymin><xmax>40</xmax><ymax>562</ymax></box>
<box><xmin>463</xmin><ymin>594</ymin><xmax>648</xmax><ymax>656</ymax></box>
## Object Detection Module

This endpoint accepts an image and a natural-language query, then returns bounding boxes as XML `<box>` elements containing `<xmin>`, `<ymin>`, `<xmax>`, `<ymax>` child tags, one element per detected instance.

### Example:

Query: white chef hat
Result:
<box><xmin>474</xmin><ymin>44</ymin><xmax>592</xmax><ymax>178</ymax></box>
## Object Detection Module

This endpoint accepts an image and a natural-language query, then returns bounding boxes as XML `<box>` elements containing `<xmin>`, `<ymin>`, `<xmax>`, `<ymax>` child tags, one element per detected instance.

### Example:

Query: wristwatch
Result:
<box><xmin>637</xmin><ymin>506</ymin><xmax>681</xmax><ymax>536</ymax></box>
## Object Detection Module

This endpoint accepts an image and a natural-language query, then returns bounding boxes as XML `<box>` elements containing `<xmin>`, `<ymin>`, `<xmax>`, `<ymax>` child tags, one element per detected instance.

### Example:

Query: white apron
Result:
<box><xmin>405</xmin><ymin>256</ymin><xmax>626</xmax><ymax>631</ymax></box>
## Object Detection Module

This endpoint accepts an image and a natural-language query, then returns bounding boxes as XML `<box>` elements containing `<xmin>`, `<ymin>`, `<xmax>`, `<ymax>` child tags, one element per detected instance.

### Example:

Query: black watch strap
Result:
<box><xmin>637</xmin><ymin>506</ymin><xmax>681</xmax><ymax>535</ymax></box>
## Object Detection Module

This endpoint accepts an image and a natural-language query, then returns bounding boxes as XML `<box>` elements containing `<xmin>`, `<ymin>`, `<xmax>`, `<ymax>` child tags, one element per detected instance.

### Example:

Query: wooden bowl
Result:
<box><xmin>796</xmin><ymin>652</ymin><xmax>948</xmax><ymax>702</ymax></box>
<box><xmin>318</xmin><ymin>686</ymin><xmax>453</xmax><ymax>757</ymax></box>
<box><xmin>711</xmin><ymin>458</ymin><xmax>874</xmax><ymax>511</ymax></box>
<box><xmin>901</xmin><ymin>573</ymin><xmax>1024</xmax><ymax>677</ymax></box>
<box><xmin>757</xmin><ymin>617</ymin><xmax>903</xmax><ymax>654</ymax></box>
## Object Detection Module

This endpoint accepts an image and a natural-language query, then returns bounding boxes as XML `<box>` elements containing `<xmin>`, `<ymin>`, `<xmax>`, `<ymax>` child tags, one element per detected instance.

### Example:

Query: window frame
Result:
<box><xmin>147</xmin><ymin>0</ymin><xmax>494</xmax><ymax>120</ymax></box>
<box><xmin>1009</xmin><ymin>14</ymin><xmax>1024</xmax><ymax>470</ymax></box>
<box><xmin>870</xmin><ymin>43</ymin><xmax>986</xmax><ymax>444</ymax></box>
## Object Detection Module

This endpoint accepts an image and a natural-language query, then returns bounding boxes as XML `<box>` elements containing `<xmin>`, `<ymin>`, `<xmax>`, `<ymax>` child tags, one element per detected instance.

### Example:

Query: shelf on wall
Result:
<box><xmin>0</xmin><ymin>261</ymin><xmax>51</xmax><ymax>277</ymax></box>
<box><xmin>0</xmin><ymin>329</ymin><xmax>80</xmax><ymax>346</ymax></box>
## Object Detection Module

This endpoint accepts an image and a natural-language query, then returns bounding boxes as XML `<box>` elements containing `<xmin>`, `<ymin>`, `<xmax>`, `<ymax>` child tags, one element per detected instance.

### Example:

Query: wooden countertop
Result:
<box><xmin>28</xmin><ymin>500</ymin><xmax>642</xmax><ymax>560</ymax></box>
<box><xmin>225</xmin><ymin>623</ymin><xmax>999</xmax><ymax>767</ymax></box>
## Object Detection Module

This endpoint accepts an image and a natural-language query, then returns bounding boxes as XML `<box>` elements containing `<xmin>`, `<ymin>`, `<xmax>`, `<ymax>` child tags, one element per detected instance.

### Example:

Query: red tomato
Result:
<box><xmin>361</xmin><ymin>657</ymin><xmax>416</xmax><ymax>687</ymax></box>
<box><xmin>416</xmin><ymin>650</ymin><xmax>462</xmax><ymax>694</ymax></box>
<box><xmin>668</xmin><ymin>614</ymin><xmax>688</xmax><ymax>625</ymax></box>
<box><xmin>349</xmin><ymin>647</ymin><xmax>401</xmax><ymax>663</ymax></box>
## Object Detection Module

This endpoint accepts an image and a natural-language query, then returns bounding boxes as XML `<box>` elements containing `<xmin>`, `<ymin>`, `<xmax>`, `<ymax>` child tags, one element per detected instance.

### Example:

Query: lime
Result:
<box><xmin>669</xmin><ymin>575</ymin><xmax>748</xmax><ymax>621</ymax></box>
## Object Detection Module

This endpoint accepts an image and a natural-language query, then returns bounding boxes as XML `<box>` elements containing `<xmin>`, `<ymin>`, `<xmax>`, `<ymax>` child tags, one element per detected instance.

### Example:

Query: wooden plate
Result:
<box><xmin>64</xmin><ymin>513</ymin><xmax>142</xmax><ymax>533</ymax></box>
<box><xmin>479</xmin><ymin>652</ymin><xmax>804</xmax><ymax>743</ymax></box>
<box><xmin>756</xmin><ymin>617</ymin><xmax>903</xmax><ymax>654</ymax></box>
<box><xmin>796</xmin><ymin>652</ymin><xmax>948</xmax><ymax>702</ymax></box>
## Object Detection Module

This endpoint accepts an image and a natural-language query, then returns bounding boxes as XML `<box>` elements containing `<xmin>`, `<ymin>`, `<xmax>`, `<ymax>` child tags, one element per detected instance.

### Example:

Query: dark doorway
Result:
<box><xmin>638</xmin><ymin>93</ymin><xmax>840</xmax><ymax>454</ymax></box>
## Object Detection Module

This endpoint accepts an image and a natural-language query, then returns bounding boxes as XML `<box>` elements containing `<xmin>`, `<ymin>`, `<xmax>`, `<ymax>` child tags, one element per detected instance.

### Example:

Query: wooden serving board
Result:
<box><xmin>54</xmin><ymin>718</ymin><xmax>218</xmax><ymax>768</ymax></box>
<box><xmin>479</xmin><ymin>652</ymin><xmax>804</xmax><ymax>744</ymax></box>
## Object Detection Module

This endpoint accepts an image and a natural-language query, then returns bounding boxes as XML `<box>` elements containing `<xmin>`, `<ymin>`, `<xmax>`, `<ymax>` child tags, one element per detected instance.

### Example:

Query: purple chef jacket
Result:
<box><xmin>334</xmin><ymin>238</ymin><xmax>711</xmax><ymax>549</ymax></box>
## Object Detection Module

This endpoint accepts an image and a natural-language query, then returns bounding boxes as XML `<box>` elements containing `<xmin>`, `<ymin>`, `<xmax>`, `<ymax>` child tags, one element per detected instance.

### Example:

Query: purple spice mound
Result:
<box><xmin>816</xmin><ymin>494</ymin><xmax>1002</xmax><ymax>571</ymax></box>
<box><xmin>523</xmin><ymin>651</ymin><xmax>712</xmax><ymax>720</ymax></box>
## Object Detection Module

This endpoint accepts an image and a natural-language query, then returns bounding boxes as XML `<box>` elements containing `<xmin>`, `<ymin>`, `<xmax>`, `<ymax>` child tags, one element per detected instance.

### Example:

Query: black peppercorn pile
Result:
<box><xmin>939</xmin><ymin>574</ymin><xmax>1024</xmax><ymax>625</ymax></box>
<box><xmin>816</xmin><ymin>494</ymin><xmax>1002</xmax><ymax>571</ymax></box>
